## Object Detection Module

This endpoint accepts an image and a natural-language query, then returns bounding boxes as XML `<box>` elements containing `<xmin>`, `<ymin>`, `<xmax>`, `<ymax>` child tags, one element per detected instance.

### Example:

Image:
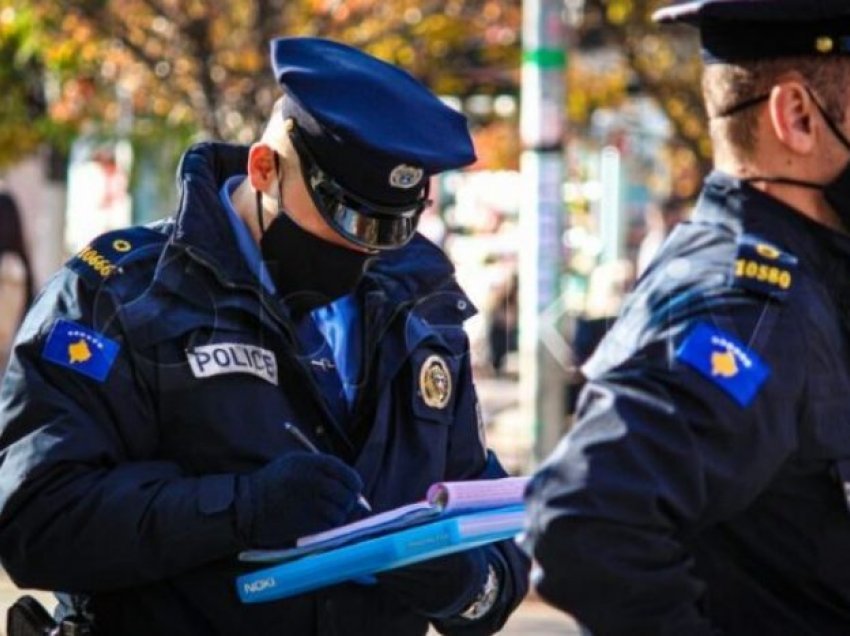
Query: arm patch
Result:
<box><xmin>42</xmin><ymin>318</ymin><xmax>120</xmax><ymax>382</ymax></box>
<box><xmin>676</xmin><ymin>322</ymin><xmax>770</xmax><ymax>407</ymax></box>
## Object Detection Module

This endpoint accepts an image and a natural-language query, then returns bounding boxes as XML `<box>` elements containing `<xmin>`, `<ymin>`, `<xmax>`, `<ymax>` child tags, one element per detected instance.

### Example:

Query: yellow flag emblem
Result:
<box><xmin>711</xmin><ymin>349</ymin><xmax>738</xmax><ymax>378</ymax></box>
<box><xmin>68</xmin><ymin>339</ymin><xmax>92</xmax><ymax>364</ymax></box>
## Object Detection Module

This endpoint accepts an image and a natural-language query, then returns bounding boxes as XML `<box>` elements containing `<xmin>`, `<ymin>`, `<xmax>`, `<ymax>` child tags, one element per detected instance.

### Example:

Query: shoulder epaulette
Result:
<box><xmin>731</xmin><ymin>233</ymin><xmax>797</xmax><ymax>301</ymax></box>
<box><xmin>67</xmin><ymin>226</ymin><xmax>167</xmax><ymax>286</ymax></box>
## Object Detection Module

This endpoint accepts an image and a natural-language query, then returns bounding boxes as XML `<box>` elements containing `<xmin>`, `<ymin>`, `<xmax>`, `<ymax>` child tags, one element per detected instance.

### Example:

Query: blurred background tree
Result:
<box><xmin>0</xmin><ymin>0</ymin><xmax>707</xmax><ymax>192</ymax></box>
<box><xmin>0</xmin><ymin>0</ymin><xmax>520</xmax><ymax>161</ymax></box>
<box><xmin>576</xmin><ymin>0</ymin><xmax>708</xmax><ymax>195</ymax></box>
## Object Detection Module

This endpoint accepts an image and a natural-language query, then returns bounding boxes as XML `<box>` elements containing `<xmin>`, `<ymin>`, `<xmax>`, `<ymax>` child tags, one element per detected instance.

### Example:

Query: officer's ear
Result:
<box><xmin>247</xmin><ymin>143</ymin><xmax>280</xmax><ymax>195</ymax></box>
<box><xmin>768</xmin><ymin>80</ymin><xmax>816</xmax><ymax>155</ymax></box>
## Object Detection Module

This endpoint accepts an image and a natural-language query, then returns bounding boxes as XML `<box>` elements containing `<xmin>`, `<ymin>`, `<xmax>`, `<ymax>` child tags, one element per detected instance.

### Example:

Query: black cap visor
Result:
<box><xmin>289</xmin><ymin>124</ymin><xmax>427</xmax><ymax>250</ymax></box>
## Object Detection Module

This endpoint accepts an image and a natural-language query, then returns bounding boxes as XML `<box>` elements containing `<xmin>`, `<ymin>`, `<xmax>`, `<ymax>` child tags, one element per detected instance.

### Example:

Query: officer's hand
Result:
<box><xmin>377</xmin><ymin>547</ymin><xmax>490</xmax><ymax>618</ymax></box>
<box><xmin>236</xmin><ymin>452</ymin><xmax>363</xmax><ymax>548</ymax></box>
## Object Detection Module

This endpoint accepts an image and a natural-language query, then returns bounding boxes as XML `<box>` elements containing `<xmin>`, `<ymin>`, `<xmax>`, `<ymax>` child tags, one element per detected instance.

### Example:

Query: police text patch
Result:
<box><xmin>187</xmin><ymin>343</ymin><xmax>278</xmax><ymax>385</ymax></box>
<box><xmin>676</xmin><ymin>322</ymin><xmax>770</xmax><ymax>407</ymax></box>
<box><xmin>42</xmin><ymin>319</ymin><xmax>120</xmax><ymax>382</ymax></box>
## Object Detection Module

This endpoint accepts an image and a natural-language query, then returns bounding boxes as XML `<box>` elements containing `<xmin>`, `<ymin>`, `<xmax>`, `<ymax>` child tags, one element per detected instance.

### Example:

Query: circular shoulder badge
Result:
<box><xmin>419</xmin><ymin>354</ymin><xmax>452</xmax><ymax>409</ymax></box>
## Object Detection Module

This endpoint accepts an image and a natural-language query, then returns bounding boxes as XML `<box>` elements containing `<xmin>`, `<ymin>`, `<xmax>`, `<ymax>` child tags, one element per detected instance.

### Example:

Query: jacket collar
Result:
<box><xmin>697</xmin><ymin>170</ymin><xmax>850</xmax><ymax>277</ymax></box>
<box><xmin>165</xmin><ymin>142</ymin><xmax>475</xmax><ymax>312</ymax></box>
<box><xmin>168</xmin><ymin>142</ymin><xmax>255</xmax><ymax>287</ymax></box>
<box><xmin>365</xmin><ymin>234</ymin><xmax>472</xmax><ymax>313</ymax></box>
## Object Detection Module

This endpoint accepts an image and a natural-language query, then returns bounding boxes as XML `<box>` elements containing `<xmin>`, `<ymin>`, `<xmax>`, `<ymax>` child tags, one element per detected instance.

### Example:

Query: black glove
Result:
<box><xmin>377</xmin><ymin>547</ymin><xmax>490</xmax><ymax>619</ymax></box>
<box><xmin>236</xmin><ymin>452</ymin><xmax>363</xmax><ymax>548</ymax></box>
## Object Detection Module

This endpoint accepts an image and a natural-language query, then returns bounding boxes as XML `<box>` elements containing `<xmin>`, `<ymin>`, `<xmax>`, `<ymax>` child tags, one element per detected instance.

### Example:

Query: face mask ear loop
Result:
<box><xmin>274</xmin><ymin>151</ymin><xmax>285</xmax><ymax>215</ymax></box>
<box><xmin>712</xmin><ymin>93</ymin><xmax>770</xmax><ymax>119</ymax></box>
<box><xmin>255</xmin><ymin>188</ymin><xmax>265</xmax><ymax>236</ymax></box>
<box><xmin>806</xmin><ymin>86</ymin><xmax>850</xmax><ymax>153</ymax></box>
<box><xmin>256</xmin><ymin>151</ymin><xmax>285</xmax><ymax>239</ymax></box>
<box><xmin>741</xmin><ymin>86</ymin><xmax>850</xmax><ymax>194</ymax></box>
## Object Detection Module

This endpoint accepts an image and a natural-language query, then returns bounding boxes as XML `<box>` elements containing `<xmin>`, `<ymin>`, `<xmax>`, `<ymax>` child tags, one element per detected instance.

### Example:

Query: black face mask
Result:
<box><xmin>260</xmin><ymin>210</ymin><xmax>373</xmax><ymax>314</ymax></box>
<box><xmin>723</xmin><ymin>87</ymin><xmax>850</xmax><ymax>229</ymax></box>
<box><xmin>256</xmin><ymin>152</ymin><xmax>373</xmax><ymax>314</ymax></box>
<box><xmin>816</xmin><ymin>103</ymin><xmax>850</xmax><ymax>228</ymax></box>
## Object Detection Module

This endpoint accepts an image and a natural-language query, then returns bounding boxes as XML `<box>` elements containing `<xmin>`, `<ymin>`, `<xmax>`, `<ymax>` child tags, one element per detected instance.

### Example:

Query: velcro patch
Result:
<box><xmin>732</xmin><ymin>234</ymin><xmax>797</xmax><ymax>300</ymax></box>
<box><xmin>187</xmin><ymin>343</ymin><xmax>278</xmax><ymax>385</ymax></box>
<box><xmin>42</xmin><ymin>319</ymin><xmax>120</xmax><ymax>382</ymax></box>
<box><xmin>676</xmin><ymin>322</ymin><xmax>770</xmax><ymax>407</ymax></box>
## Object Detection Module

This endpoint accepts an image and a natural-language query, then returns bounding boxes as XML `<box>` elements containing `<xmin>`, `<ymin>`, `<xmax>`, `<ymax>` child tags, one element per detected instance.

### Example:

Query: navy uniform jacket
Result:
<box><xmin>524</xmin><ymin>171</ymin><xmax>850</xmax><ymax>635</ymax></box>
<box><xmin>0</xmin><ymin>143</ymin><xmax>529</xmax><ymax>635</ymax></box>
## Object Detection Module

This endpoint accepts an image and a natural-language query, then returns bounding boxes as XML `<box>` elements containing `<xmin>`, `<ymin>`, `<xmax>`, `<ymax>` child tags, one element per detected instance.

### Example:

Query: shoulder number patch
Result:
<box><xmin>42</xmin><ymin>319</ymin><xmax>120</xmax><ymax>382</ymax></box>
<box><xmin>67</xmin><ymin>226</ymin><xmax>166</xmax><ymax>285</ymax></box>
<box><xmin>676</xmin><ymin>322</ymin><xmax>770</xmax><ymax>407</ymax></box>
<box><xmin>732</xmin><ymin>234</ymin><xmax>797</xmax><ymax>300</ymax></box>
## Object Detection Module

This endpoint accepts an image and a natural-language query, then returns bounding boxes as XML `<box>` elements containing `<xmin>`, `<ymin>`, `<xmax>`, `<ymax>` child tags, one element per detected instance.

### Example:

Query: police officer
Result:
<box><xmin>0</xmin><ymin>37</ymin><xmax>529</xmax><ymax>635</ymax></box>
<box><xmin>523</xmin><ymin>1</ymin><xmax>850</xmax><ymax>634</ymax></box>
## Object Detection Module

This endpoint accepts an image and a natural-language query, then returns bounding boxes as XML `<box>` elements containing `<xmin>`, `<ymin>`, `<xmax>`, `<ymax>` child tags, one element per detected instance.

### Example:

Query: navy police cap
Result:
<box><xmin>270</xmin><ymin>37</ymin><xmax>476</xmax><ymax>207</ymax></box>
<box><xmin>653</xmin><ymin>1</ymin><xmax>850</xmax><ymax>63</ymax></box>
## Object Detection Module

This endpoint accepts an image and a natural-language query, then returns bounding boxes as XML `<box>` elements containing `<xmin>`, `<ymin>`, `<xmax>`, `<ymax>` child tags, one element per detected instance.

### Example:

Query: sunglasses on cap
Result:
<box><xmin>287</xmin><ymin>123</ymin><xmax>430</xmax><ymax>251</ymax></box>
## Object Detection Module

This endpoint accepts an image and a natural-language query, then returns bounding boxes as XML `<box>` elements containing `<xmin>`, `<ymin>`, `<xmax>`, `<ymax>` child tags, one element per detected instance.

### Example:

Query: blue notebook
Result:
<box><xmin>236</xmin><ymin>504</ymin><xmax>525</xmax><ymax>604</ymax></box>
<box><xmin>240</xmin><ymin>476</ymin><xmax>530</xmax><ymax>564</ymax></box>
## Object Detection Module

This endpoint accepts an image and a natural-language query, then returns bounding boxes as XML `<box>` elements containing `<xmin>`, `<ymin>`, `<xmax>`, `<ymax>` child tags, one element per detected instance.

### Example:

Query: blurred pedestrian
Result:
<box><xmin>635</xmin><ymin>196</ymin><xmax>688</xmax><ymax>276</ymax></box>
<box><xmin>0</xmin><ymin>191</ymin><xmax>33</xmax><ymax>375</ymax></box>
<box><xmin>524</xmin><ymin>1</ymin><xmax>850</xmax><ymax>634</ymax></box>
<box><xmin>486</xmin><ymin>270</ymin><xmax>518</xmax><ymax>376</ymax></box>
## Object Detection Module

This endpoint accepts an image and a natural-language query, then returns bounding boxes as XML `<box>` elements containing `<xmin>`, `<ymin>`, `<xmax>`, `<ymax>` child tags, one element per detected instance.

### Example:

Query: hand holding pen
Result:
<box><xmin>284</xmin><ymin>422</ymin><xmax>372</xmax><ymax>513</ymax></box>
<box><xmin>236</xmin><ymin>438</ymin><xmax>369</xmax><ymax>547</ymax></box>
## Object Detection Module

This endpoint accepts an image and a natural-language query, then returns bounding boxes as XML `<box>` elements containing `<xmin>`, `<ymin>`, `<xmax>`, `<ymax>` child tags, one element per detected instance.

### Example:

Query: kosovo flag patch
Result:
<box><xmin>42</xmin><ymin>319</ymin><xmax>120</xmax><ymax>382</ymax></box>
<box><xmin>676</xmin><ymin>322</ymin><xmax>770</xmax><ymax>407</ymax></box>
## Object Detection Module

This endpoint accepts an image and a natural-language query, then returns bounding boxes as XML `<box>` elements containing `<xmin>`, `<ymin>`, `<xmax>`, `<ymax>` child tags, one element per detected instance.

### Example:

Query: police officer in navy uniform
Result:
<box><xmin>0</xmin><ymin>37</ymin><xmax>529</xmax><ymax>635</ymax></box>
<box><xmin>523</xmin><ymin>1</ymin><xmax>850</xmax><ymax>634</ymax></box>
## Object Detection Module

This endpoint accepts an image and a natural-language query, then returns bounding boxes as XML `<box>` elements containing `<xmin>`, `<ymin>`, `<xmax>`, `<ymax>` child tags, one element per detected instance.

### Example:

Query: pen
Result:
<box><xmin>283</xmin><ymin>422</ymin><xmax>372</xmax><ymax>513</ymax></box>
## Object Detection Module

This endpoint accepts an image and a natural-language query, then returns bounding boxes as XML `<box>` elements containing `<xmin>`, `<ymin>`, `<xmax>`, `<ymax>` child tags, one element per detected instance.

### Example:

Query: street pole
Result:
<box><xmin>599</xmin><ymin>145</ymin><xmax>623</xmax><ymax>263</ymax></box>
<box><xmin>519</xmin><ymin>0</ymin><xmax>567</xmax><ymax>466</ymax></box>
